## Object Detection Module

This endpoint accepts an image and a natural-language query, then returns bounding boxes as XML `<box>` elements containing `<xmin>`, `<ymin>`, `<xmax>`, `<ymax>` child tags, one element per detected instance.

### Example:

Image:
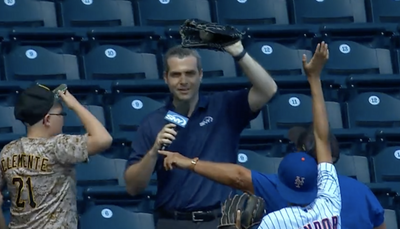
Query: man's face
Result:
<box><xmin>164</xmin><ymin>55</ymin><xmax>202</xmax><ymax>102</ymax></box>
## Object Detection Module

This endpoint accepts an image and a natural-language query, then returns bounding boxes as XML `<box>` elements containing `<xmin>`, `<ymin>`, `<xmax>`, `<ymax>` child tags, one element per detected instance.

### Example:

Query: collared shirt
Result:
<box><xmin>126</xmin><ymin>89</ymin><xmax>259</xmax><ymax>211</ymax></box>
<box><xmin>252</xmin><ymin>171</ymin><xmax>385</xmax><ymax>229</ymax></box>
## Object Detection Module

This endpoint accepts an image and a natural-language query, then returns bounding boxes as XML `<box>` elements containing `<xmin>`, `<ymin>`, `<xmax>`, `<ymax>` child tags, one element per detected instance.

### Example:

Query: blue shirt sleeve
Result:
<box><xmin>365</xmin><ymin>187</ymin><xmax>385</xmax><ymax>227</ymax></box>
<box><xmin>251</xmin><ymin>171</ymin><xmax>288</xmax><ymax>213</ymax></box>
<box><xmin>223</xmin><ymin>89</ymin><xmax>261</xmax><ymax>131</ymax></box>
<box><xmin>125</xmin><ymin>120</ymin><xmax>155</xmax><ymax>170</ymax></box>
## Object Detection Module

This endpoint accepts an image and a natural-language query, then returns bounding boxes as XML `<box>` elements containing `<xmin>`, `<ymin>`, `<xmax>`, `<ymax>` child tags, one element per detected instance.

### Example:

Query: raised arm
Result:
<box><xmin>302</xmin><ymin>42</ymin><xmax>331</xmax><ymax>164</ymax></box>
<box><xmin>224</xmin><ymin>41</ymin><xmax>278</xmax><ymax>112</ymax></box>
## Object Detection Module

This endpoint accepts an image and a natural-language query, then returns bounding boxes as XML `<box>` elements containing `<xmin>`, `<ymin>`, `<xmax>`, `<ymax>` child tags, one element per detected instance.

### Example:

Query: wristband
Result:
<box><xmin>233</xmin><ymin>49</ymin><xmax>247</xmax><ymax>62</ymax></box>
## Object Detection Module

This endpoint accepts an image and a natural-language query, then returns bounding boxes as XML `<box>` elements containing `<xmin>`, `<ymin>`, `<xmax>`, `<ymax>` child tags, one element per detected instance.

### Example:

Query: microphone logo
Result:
<box><xmin>164</xmin><ymin>111</ymin><xmax>189</xmax><ymax>128</ymax></box>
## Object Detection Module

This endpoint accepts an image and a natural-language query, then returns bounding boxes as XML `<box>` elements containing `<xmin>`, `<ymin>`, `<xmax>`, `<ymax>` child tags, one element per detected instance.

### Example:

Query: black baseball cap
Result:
<box><xmin>288</xmin><ymin>125</ymin><xmax>340</xmax><ymax>163</ymax></box>
<box><xmin>14</xmin><ymin>84</ymin><xmax>60</xmax><ymax>126</ymax></box>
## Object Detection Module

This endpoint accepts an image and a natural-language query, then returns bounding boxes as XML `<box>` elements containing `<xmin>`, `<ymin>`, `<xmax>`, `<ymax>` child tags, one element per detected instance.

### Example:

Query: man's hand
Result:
<box><xmin>224</xmin><ymin>40</ymin><xmax>245</xmax><ymax>57</ymax></box>
<box><xmin>152</xmin><ymin>124</ymin><xmax>177</xmax><ymax>154</ymax></box>
<box><xmin>302</xmin><ymin>41</ymin><xmax>329</xmax><ymax>79</ymax></box>
<box><xmin>158</xmin><ymin>151</ymin><xmax>192</xmax><ymax>171</ymax></box>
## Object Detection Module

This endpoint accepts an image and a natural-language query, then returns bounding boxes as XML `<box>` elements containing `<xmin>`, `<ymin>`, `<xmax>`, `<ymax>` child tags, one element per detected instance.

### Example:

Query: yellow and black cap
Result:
<box><xmin>14</xmin><ymin>84</ymin><xmax>60</xmax><ymax>125</ymax></box>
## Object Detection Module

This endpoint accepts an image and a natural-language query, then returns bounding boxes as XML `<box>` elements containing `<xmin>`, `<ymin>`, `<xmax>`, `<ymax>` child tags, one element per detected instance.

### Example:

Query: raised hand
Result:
<box><xmin>302</xmin><ymin>41</ymin><xmax>329</xmax><ymax>79</ymax></box>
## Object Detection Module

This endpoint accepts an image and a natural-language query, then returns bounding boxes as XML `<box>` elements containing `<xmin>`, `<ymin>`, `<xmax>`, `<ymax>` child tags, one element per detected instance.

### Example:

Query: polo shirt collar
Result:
<box><xmin>165</xmin><ymin>94</ymin><xmax>209</xmax><ymax>111</ymax></box>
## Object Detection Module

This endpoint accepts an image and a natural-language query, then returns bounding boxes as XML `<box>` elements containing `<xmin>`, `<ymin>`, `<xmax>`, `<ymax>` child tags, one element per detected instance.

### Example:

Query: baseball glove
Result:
<box><xmin>179</xmin><ymin>19</ymin><xmax>245</xmax><ymax>52</ymax></box>
<box><xmin>218</xmin><ymin>193</ymin><xmax>265</xmax><ymax>229</ymax></box>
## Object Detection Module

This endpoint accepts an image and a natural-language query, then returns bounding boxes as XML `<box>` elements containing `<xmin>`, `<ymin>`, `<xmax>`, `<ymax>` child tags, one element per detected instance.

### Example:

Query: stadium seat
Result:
<box><xmin>372</xmin><ymin>146</ymin><xmax>400</xmax><ymax>193</ymax></box>
<box><xmin>237</xmin><ymin>150</ymin><xmax>282</xmax><ymax>174</ymax></box>
<box><xmin>214</xmin><ymin>0</ymin><xmax>289</xmax><ymax>26</ymax></box>
<box><xmin>325</xmin><ymin>102</ymin><xmax>343</xmax><ymax>129</ymax></box>
<box><xmin>59</xmin><ymin>0</ymin><xmax>134</xmax><ymax>27</ymax></box>
<box><xmin>384</xmin><ymin>209</ymin><xmax>399</xmax><ymax>229</ymax></box>
<box><xmin>110</xmin><ymin>96</ymin><xmax>163</xmax><ymax>141</ymax></box>
<box><xmin>83</xmin><ymin>45</ymin><xmax>159</xmax><ymax>80</ymax></box>
<box><xmin>0</xmin><ymin>106</ymin><xmax>26</xmax><ymax>142</ymax></box>
<box><xmin>369</xmin><ymin>0</ymin><xmax>400</xmax><ymax>24</ymax></box>
<box><xmin>346</xmin><ymin>92</ymin><xmax>400</xmax><ymax>136</ymax></box>
<box><xmin>335</xmin><ymin>154</ymin><xmax>370</xmax><ymax>183</ymax></box>
<box><xmin>63</xmin><ymin>105</ymin><xmax>106</xmax><ymax>134</ymax></box>
<box><xmin>136</xmin><ymin>0</ymin><xmax>211</xmax><ymax>27</ymax></box>
<box><xmin>196</xmin><ymin>49</ymin><xmax>236</xmax><ymax>78</ymax></box>
<box><xmin>76</xmin><ymin>155</ymin><xmax>121</xmax><ymax>186</ymax></box>
<box><xmin>4</xmin><ymin>46</ymin><xmax>80</xmax><ymax>81</ymax></box>
<box><xmin>246</xmin><ymin>42</ymin><xmax>311</xmax><ymax>82</ymax></box>
<box><xmin>290</xmin><ymin>0</ymin><xmax>367</xmax><ymax>24</ymax></box>
<box><xmin>0</xmin><ymin>1</ymin><xmax>57</xmax><ymax>28</ymax></box>
<box><xmin>324</xmin><ymin>41</ymin><xmax>393</xmax><ymax>76</ymax></box>
<box><xmin>267</xmin><ymin>94</ymin><xmax>312</xmax><ymax>130</ymax></box>
<box><xmin>79</xmin><ymin>205</ymin><xmax>155</xmax><ymax>229</ymax></box>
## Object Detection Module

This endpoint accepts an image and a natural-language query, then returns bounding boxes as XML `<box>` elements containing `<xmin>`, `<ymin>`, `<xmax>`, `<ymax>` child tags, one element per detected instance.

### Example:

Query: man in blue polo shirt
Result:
<box><xmin>124</xmin><ymin>40</ymin><xmax>278</xmax><ymax>229</ymax></box>
<box><xmin>161</xmin><ymin>42</ymin><xmax>386</xmax><ymax>229</ymax></box>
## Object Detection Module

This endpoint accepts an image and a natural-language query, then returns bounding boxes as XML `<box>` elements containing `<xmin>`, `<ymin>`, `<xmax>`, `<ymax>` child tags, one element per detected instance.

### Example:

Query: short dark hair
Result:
<box><xmin>289</xmin><ymin>125</ymin><xmax>340</xmax><ymax>164</ymax></box>
<box><xmin>163</xmin><ymin>45</ymin><xmax>202</xmax><ymax>73</ymax></box>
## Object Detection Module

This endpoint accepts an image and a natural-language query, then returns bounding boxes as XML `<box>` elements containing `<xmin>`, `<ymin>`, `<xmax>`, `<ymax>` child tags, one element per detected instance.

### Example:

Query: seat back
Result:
<box><xmin>346</xmin><ymin>92</ymin><xmax>400</xmax><ymax>128</ymax></box>
<box><xmin>84</xmin><ymin>45</ymin><xmax>159</xmax><ymax>80</ymax></box>
<box><xmin>246</xmin><ymin>42</ymin><xmax>311</xmax><ymax>76</ymax></box>
<box><xmin>335</xmin><ymin>154</ymin><xmax>370</xmax><ymax>183</ymax></box>
<box><xmin>0</xmin><ymin>1</ymin><xmax>57</xmax><ymax>27</ymax></box>
<box><xmin>76</xmin><ymin>155</ymin><xmax>119</xmax><ymax>186</ymax></box>
<box><xmin>370</xmin><ymin>0</ymin><xmax>400</xmax><ymax>23</ymax></box>
<box><xmin>4</xmin><ymin>46</ymin><xmax>80</xmax><ymax>81</ymax></box>
<box><xmin>79</xmin><ymin>205</ymin><xmax>155</xmax><ymax>229</ymax></box>
<box><xmin>63</xmin><ymin>105</ymin><xmax>106</xmax><ymax>134</ymax></box>
<box><xmin>325</xmin><ymin>41</ymin><xmax>393</xmax><ymax>75</ymax></box>
<box><xmin>267</xmin><ymin>94</ymin><xmax>312</xmax><ymax>129</ymax></box>
<box><xmin>110</xmin><ymin>96</ymin><xmax>163</xmax><ymax>136</ymax></box>
<box><xmin>215</xmin><ymin>0</ymin><xmax>289</xmax><ymax>26</ymax></box>
<box><xmin>0</xmin><ymin>106</ymin><xmax>25</xmax><ymax>135</ymax></box>
<box><xmin>136</xmin><ymin>0</ymin><xmax>211</xmax><ymax>26</ymax></box>
<box><xmin>237</xmin><ymin>150</ymin><xmax>282</xmax><ymax>174</ymax></box>
<box><xmin>291</xmin><ymin>0</ymin><xmax>367</xmax><ymax>24</ymax></box>
<box><xmin>372</xmin><ymin>146</ymin><xmax>400</xmax><ymax>183</ymax></box>
<box><xmin>60</xmin><ymin>0</ymin><xmax>134</xmax><ymax>27</ymax></box>
<box><xmin>196</xmin><ymin>49</ymin><xmax>236</xmax><ymax>78</ymax></box>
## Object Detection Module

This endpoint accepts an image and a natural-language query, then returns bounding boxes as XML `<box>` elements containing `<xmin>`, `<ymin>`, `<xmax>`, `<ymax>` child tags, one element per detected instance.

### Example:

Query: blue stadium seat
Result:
<box><xmin>63</xmin><ymin>105</ymin><xmax>106</xmax><ymax>134</ymax></box>
<box><xmin>196</xmin><ymin>49</ymin><xmax>236</xmax><ymax>78</ymax></box>
<box><xmin>246</xmin><ymin>42</ymin><xmax>311</xmax><ymax>83</ymax></box>
<box><xmin>237</xmin><ymin>150</ymin><xmax>282</xmax><ymax>174</ymax></box>
<box><xmin>4</xmin><ymin>46</ymin><xmax>80</xmax><ymax>81</ymax></box>
<box><xmin>0</xmin><ymin>106</ymin><xmax>26</xmax><ymax>142</ymax></box>
<box><xmin>334</xmin><ymin>154</ymin><xmax>370</xmax><ymax>183</ymax></box>
<box><xmin>0</xmin><ymin>0</ymin><xmax>57</xmax><ymax>28</ymax></box>
<box><xmin>372</xmin><ymin>146</ymin><xmax>400</xmax><ymax>193</ymax></box>
<box><xmin>79</xmin><ymin>205</ymin><xmax>155</xmax><ymax>229</ymax></box>
<box><xmin>267</xmin><ymin>94</ymin><xmax>313</xmax><ymax>130</ymax></box>
<box><xmin>110</xmin><ymin>96</ymin><xmax>163</xmax><ymax>142</ymax></box>
<box><xmin>76</xmin><ymin>155</ymin><xmax>120</xmax><ymax>187</ymax></box>
<box><xmin>346</xmin><ymin>92</ymin><xmax>400</xmax><ymax>137</ymax></box>
<box><xmin>59</xmin><ymin>0</ymin><xmax>134</xmax><ymax>27</ymax></box>
<box><xmin>214</xmin><ymin>0</ymin><xmax>289</xmax><ymax>29</ymax></box>
<box><xmin>369</xmin><ymin>0</ymin><xmax>400</xmax><ymax>24</ymax></box>
<box><xmin>136</xmin><ymin>0</ymin><xmax>211</xmax><ymax>28</ymax></box>
<box><xmin>290</xmin><ymin>0</ymin><xmax>367</xmax><ymax>24</ymax></box>
<box><xmin>84</xmin><ymin>45</ymin><xmax>159</xmax><ymax>80</ymax></box>
<box><xmin>324</xmin><ymin>41</ymin><xmax>393</xmax><ymax>76</ymax></box>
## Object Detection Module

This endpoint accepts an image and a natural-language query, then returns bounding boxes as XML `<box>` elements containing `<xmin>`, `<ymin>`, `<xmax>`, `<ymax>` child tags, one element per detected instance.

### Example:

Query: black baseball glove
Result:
<box><xmin>179</xmin><ymin>19</ymin><xmax>245</xmax><ymax>52</ymax></box>
<box><xmin>218</xmin><ymin>193</ymin><xmax>265</xmax><ymax>229</ymax></box>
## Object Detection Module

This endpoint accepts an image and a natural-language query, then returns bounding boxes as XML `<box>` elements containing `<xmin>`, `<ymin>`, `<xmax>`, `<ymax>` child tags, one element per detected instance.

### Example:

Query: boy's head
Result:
<box><xmin>14</xmin><ymin>84</ymin><xmax>65</xmax><ymax>137</ymax></box>
<box><xmin>277</xmin><ymin>152</ymin><xmax>318</xmax><ymax>205</ymax></box>
<box><xmin>288</xmin><ymin>125</ymin><xmax>340</xmax><ymax>164</ymax></box>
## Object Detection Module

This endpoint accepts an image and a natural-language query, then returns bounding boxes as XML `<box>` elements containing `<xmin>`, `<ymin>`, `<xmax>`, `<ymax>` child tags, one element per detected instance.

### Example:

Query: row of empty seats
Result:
<box><xmin>2</xmin><ymin>92</ymin><xmax>400</xmax><ymax>143</ymax></box>
<box><xmin>1</xmin><ymin>0</ymin><xmax>400</xmax><ymax>30</ymax></box>
<box><xmin>0</xmin><ymin>41</ymin><xmax>400</xmax><ymax>85</ymax></box>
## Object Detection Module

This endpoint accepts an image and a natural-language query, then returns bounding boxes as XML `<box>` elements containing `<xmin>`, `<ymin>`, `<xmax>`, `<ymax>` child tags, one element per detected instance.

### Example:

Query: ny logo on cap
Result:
<box><xmin>295</xmin><ymin>176</ymin><xmax>305</xmax><ymax>188</ymax></box>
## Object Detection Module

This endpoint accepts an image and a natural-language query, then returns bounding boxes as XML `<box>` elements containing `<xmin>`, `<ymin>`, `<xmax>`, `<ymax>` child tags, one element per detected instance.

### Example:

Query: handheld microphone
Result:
<box><xmin>161</xmin><ymin>110</ymin><xmax>189</xmax><ymax>150</ymax></box>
